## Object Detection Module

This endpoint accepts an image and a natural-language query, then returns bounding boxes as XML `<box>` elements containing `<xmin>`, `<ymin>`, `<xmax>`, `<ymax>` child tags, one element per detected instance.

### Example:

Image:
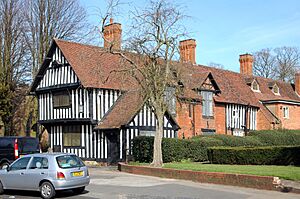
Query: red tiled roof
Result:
<box><xmin>96</xmin><ymin>90</ymin><xmax>145</xmax><ymax>129</ymax></box>
<box><xmin>31</xmin><ymin>39</ymin><xmax>300</xmax><ymax>128</ymax></box>
<box><xmin>54</xmin><ymin>39</ymin><xmax>138</xmax><ymax>91</ymax></box>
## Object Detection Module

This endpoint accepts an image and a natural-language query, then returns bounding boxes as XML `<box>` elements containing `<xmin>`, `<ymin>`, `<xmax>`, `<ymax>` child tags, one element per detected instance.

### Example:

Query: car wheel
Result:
<box><xmin>0</xmin><ymin>162</ymin><xmax>9</xmax><ymax>169</ymax></box>
<box><xmin>40</xmin><ymin>181</ymin><xmax>56</xmax><ymax>199</ymax></box>
<box><xmin>0</xmin><ymin>181</ymin><xmax>4</xmax><ymax>194</ymax></box>
<box><xmin>72</xmin><ymin>186</ymin><xmax>85</xmax><ymax>194</ymax></box>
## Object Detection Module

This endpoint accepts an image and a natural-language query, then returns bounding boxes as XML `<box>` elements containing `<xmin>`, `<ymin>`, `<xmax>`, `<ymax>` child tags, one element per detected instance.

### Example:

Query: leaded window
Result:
<box><xmin>63</xmin><ymin>125</ymin><xmax>81</xmax><ymax>147</ymax></box>
<box><xmin>201</xmin><ymin>91</ymin><xmax>213</xmax><ymax>117</ymax></box>
<box><xmin>53</xmin><ymin>90</ymin><xmax>70</xmax><ymax>108</ymax></box>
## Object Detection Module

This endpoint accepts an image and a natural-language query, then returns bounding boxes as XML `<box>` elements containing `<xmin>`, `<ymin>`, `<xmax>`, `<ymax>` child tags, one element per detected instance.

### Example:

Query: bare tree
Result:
<box><xmin>274</xmin><ymin>46</ymin><xmax>300</xmax><ymax>82</ymax></box>
<box><xmin>23</xmin><ymin>0</ymin><xmax>91</xmax><ymax>78</ymax></box>
<box><xmin>100</xmin><ymin>0</ymin><xmax>186</xmax><ymax>167</ymax></box>
<box><xmin>253</xmin><ymin>48</ymin><xmax>276</xmax><ymax>79</ymax></box>
<box><xmin>0</xmin><ymin>0</ymin><xmax>30</xmax><ymax>135</ymax></box>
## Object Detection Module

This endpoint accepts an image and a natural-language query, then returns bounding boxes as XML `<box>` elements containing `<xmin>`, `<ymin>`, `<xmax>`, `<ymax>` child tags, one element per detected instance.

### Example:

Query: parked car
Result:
<box><xmin>0</xmin><ymin>153</ymin><xmax>90</xmax><ymax>199</ymax></box>
<box><xmin>0</xmin><ymin>136</ymin><xmax>40</xmax><ymax>169</ymax></box>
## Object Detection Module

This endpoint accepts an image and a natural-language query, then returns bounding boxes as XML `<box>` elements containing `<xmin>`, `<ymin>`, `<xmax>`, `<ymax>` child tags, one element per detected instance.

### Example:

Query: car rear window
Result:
<box><xmin>56</xmin><ymin>155</ymin><xmax>85</xmax><ymax>169</ymax></box>
<box><xmin>19</xmin><ymin>138</ymin><xmax>39</xmax><ymax>153</ymax></box>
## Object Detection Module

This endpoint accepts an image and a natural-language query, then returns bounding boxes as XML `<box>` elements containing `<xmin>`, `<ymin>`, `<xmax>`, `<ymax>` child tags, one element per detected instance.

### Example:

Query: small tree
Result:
<box><xmin>100</xmin><ymin>0</ymin><xmax>186</xmax><ymax>167</ymax></box>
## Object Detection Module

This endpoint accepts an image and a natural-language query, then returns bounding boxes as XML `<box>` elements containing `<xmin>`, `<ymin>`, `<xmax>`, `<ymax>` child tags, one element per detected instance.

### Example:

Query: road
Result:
<box><xmin>1</xmin><ymin>167</ymin><xmax>299</xmax><ymax>199</ymax></box>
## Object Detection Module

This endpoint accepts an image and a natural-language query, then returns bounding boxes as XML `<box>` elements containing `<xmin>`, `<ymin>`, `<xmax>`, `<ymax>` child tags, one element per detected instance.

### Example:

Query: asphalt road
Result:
<box><xmin>1</xmin><ymin>167</ymin><xmax>299</xmax><ymax>199</ymax></box>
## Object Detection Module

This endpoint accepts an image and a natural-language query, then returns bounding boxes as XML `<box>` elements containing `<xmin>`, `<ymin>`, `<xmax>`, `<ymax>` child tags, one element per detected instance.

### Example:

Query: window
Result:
<box><xmin>164</xmin><ymin>87</ymin><xmax>176</xmax><ymax>115</ymax></box>
<box><xmin>29</xmin><ymin>157</ymin><xmax>48</xmax><ymax>169</ymax></box>
<box><xmin>272</xmin><ymin>84</ymin><xmax>280</xmax><ymax>95</ymax></box>
<box><xmin>53</xmin><ymin>90</ymin><xmax>70</xmax><ymax>108</ymax></box>
<box><xmin>139</xmin><ymin>130</ymin><xmax>155</xmax><ymax>137</ymax></box>
<box><xmin>283</xmin><ymin>106</ymin><xmax>289</xmax><ymax>119</ymax></box>
<box><xmin>56</xmin><ymin>155</ymin><xmax>85</xmax><ymax>169</ymax></box>
<box><xmin>201</xmin><ymin>91</ymin><xmax>213</xmax><ymax>117</ymax></box>
<box><xmin>63</xmin><ymin>125</ymin><xmax>81</xmax><ymax>147</ymax></box>
<box><xmin>10</xmin><ymin>157</ymin><xmax>31</xmax><ymax>171</ymax></box>
<box><xmin>251</xmin><ymin>80</ymin><xmax>260</xmax><ymax>92</ymax></box>
<box><xmin>201</xmin><ymin>128</ymin><xmax>215</xmax><ymax>135</ymax></box>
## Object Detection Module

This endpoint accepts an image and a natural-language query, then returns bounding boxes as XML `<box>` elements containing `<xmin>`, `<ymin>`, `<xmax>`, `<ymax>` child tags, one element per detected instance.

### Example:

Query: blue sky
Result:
<box><xmin>80</xmin><ymin>0</ymin><xmax>300</xmax><ymax>72</ymax></box>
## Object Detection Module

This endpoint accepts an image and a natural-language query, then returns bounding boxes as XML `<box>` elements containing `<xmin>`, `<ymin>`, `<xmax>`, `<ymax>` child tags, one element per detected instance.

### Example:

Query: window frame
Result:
<box><xmin>201</xmin><ymin>90</ymin><xmax>214</xmax><ymax>117</ymax></box>
<box><xmin>251</xmin><ymin>80</ymin><xmax>260</xmax><ymax>92</ymax></box>
<box><xmin>29</xmin><ymin>157</ymin><xmax>49</xmax><ymax>170</ymax></box>
<box><xmin>9</xmin><ymin>157</ymin><xmax>31</xmax><ymax>171</ymax></box>
<box><xmin>63</xmin><ymin>125</ymin><xmax>82</xmax><ymax>148</ymax></box>
<box><xmin>283</xmin><ymin>106</ymin><xmax>289</xmax><ymax>119</ymax></box>
<box><xmin>272</xmin><ymin>84</ymin><xmax>280</xmax><ymax>95</ymax></box>
<box><xmin>53</xmin><ymin>90</ymin><xmax>71</xmax><ymax>109</ymax></box>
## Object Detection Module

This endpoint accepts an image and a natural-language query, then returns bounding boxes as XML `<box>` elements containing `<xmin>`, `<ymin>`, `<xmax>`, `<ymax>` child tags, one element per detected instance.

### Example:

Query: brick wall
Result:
<box><xmin>256</xmin><ymin>109</ymin><xmax>273</xmax><ymax>130</ymax></box>
<box><xmin>176</xmin><ymin>101</ymin><xmax>202</xmax><ymax>138</ymax></box>
<box><xmin>215</xmin><ymin>103</ymin><xmax>226</xmax><ymax>134</ymax></box>
<box><xmin>275</xmin><ymin>103</ymin><xmax>300</xmax><ymax>129</ymax></box>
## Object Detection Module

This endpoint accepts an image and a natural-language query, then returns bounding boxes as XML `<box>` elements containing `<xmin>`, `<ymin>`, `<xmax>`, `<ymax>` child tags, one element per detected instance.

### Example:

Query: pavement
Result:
<box><xmin>1</xmin><ymin>166</ymin><xmax>300</xmax><ymax>199</ymax></box>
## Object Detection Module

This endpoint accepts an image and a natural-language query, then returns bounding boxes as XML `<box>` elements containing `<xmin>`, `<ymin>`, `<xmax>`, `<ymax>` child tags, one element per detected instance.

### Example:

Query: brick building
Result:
<box><xmin>31</xmin><ymin>20</ymin><xmax>300</xmax><ymax>163</ymax></box>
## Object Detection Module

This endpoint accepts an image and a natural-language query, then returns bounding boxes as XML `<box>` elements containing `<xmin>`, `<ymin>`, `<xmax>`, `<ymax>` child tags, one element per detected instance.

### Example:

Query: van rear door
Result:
<box><xmin>18</xmin><ymin>138</ymin><xmax>40</xmax><ymax>156</ymax></box>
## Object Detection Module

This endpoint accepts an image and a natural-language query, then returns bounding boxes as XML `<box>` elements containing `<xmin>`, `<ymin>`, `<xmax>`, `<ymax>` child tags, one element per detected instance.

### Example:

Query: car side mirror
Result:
<box><xmin>2</xmin><ymin>165</ymin><xmax>9</xmax><ymax>171</ymax></box>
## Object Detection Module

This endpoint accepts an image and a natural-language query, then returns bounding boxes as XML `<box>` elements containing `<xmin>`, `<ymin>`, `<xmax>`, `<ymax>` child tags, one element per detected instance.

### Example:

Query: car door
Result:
<box><xmin>1</xmin><ymin>157</ymin><xmax>31</xmax><ymax>189</ymax></box>
<box><xmin>24</xmin><ymin>157</ymin><xmax>49</xmax><ymax>190</ymax></box>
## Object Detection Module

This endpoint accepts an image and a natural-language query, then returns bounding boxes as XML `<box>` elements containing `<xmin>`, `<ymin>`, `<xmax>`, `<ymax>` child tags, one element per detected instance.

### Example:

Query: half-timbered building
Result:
<box><xmin>31</xmin><ymin>20</ymin><xmax>300</xmax><ymax>163</ymax></box>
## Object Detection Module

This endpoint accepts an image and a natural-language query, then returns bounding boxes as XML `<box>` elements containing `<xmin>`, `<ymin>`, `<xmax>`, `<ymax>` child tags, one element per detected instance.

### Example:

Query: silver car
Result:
<box><xmin>0</xmin><ymin>153</ymin><xmax>90</xmax><ymax>199</ymax></box>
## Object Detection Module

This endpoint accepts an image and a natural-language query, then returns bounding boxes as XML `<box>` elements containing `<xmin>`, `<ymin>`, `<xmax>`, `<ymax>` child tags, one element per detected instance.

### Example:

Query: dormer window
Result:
<box><xmin>251</xmin><ymin>80</ymin><xmax>260</xmax><ymax>92</ymax></box>
<box><xmin>272</xmin><ymin>84</ymin><xmax>280</xmax><ymax>95</ymax></box>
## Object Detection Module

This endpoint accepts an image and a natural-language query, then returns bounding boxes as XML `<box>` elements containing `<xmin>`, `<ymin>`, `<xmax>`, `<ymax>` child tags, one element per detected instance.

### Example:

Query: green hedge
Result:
<box><xmin>208</xmin><ymin>146</ymin><xmax>300</xmax><ymax>165</ymax></box>
<box><xmin>248</xmin><ymin>130</ymin><xmax>300</xmax><ymax>146</ymax></box>
<box><xmin>132</xmin><ymin>136</ymin><xmax>215</xmax><ymax>163</ymax></box>
<box><xmin>132</xmin><ymin>130</ymin><xmax>300</xmax><ymax>164</ymax></box>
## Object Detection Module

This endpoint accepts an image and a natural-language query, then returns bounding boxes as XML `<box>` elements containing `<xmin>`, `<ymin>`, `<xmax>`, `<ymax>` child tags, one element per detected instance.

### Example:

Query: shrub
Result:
<box><xmin>132</xmin><ymin>137</ymin><xmax>211</xmax><ymax>163</ymax></box>
<box><xmin>248</xmin><ymin>130</ymin><xmax>300</xmax><ymax>146</ymax></box>
<box><xmin>208</xmin><ymin>146</ymin><xmax>300</xmax><ymax>165</ymax></box>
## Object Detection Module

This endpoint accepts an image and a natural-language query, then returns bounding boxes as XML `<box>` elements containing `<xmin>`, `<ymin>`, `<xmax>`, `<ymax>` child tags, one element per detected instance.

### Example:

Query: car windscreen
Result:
<box><xmin>18</xmin><ymin>138</ymin><xmax>39</xmax><ymax>153</ymax></box>
<box><xmin>56</xmin><ymin>155</ymin><xmax>85</xmax><ymax>169</ymax></box>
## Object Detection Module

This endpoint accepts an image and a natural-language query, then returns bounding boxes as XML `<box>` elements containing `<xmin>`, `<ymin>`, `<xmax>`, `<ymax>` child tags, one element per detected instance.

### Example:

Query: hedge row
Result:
<box><xmin>132</xmin><ymin>130</ymin><xmax>300</xmax><ymax>163</ymax></box>
<box><xmin>132</xmin><ymin>137</ymin><xmax>212</xmax><ymax>163</ymax></box>
<box><xmin>208</xmin><ymin>146</ymin><xmax>300</xmax><ymax>165</ymax></box>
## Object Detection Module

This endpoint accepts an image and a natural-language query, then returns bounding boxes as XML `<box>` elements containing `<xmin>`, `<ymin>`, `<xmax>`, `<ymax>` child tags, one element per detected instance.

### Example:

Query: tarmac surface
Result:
<box><xmin>1</xmin><ymin>166</ymin><xmax>299</xmax><ymax>199</ymax></box>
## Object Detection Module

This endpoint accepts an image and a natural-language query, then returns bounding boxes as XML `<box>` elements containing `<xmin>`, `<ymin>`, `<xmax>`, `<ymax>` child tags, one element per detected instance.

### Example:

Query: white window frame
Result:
<box><xmin>283</xmin><ymin>106</ymin><xmax>289</xmax><ymax>119</ymax></box>
<box><xmin>251</xmin><ymin>80</ymin><xmax>260</xmax><ymax>92</ymax></box>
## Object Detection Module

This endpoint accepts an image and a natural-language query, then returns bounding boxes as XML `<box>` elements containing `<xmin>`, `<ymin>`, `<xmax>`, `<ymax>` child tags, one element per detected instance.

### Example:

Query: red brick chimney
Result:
<box><xmin>295</xmin><ymin>72</ymin><xmax>300</xmax><ymax>95</ymax></box>
<box><xmin>180</xmin><ymin>39</ymin><xmax>196</xmax><ymax>64</ymax></box>
<box><xmin>103</xmin><ymin>18</ymin><xmax>122</xmax><ymax>50</ymax></box>
<box><xmin>239</xmin><ymin>54</ymin><xmax>253</xmax><ymax>76</ymax></box>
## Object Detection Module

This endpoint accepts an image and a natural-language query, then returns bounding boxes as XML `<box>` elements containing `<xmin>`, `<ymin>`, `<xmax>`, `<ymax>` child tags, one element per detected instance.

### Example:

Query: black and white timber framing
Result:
<box><xmin>35</xmin><ymin>44</ymin><xmax>178</xmax><ymax>163</ymax></box>
<box><xmin>225</xmin><ymin>104</ymin><xmax>257</xmax><ymax>136</ymax></box>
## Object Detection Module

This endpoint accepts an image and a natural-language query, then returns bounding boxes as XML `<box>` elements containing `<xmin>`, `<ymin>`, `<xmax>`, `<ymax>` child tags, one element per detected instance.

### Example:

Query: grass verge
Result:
<box><xmin>129</xmin><ymin>162</ymin><xmax>300</xmax><ymax>181</ymax></box>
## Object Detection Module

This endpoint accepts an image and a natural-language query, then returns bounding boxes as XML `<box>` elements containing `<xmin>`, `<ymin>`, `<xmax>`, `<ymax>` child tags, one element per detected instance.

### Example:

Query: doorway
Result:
<box><xmin>105</xmin><ymin>130</ymin><xmax>120</xmax><ymax>164</ymax></box>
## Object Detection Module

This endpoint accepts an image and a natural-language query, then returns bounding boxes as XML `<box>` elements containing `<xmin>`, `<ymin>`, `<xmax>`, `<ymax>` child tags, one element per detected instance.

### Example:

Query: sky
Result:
<box><xmin>79</xmin><ymin>0</ymin><xmax>300</xmax><ymax>72</ymax></box>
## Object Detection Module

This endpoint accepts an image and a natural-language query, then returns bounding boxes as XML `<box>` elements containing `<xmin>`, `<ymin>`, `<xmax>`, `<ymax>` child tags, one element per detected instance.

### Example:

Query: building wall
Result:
<box><xmin>176</xmin><ymin>101</ymin><xmax>202</xmax><ymax>139</ymax></box>
<box><xmin>215</xmin><ymin>103</ymin><xmax>226</xmax><ymax>134</ymax></box>
<box><xmin>274</xmin><ymin>103</ymin><xmax>300</xmax><ymax>129</ymax></box>
<box><xmin>256</xmin><ymin>109</ymin><xmax>272</xmax><ymax>130</ymax></box>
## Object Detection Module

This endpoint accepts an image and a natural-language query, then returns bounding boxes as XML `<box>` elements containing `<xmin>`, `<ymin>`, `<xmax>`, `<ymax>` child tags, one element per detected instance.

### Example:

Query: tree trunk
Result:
<box><xmin>151</xmin><ymin>112</ymin><xmax>164</xmax><ymax>167</ymax></box>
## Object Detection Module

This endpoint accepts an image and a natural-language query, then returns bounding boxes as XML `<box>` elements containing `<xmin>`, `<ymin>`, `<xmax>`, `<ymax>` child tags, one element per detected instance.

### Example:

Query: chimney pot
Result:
<box><xmin>103</xmin><ymin>19</ymin><xmax>122</xmax><ymax>50</ymax></box>
<box><xmin>295</xmin><ymin>72</ymin><xmax>300</xmax><ymax>95</ymax></box>
<box><xmin>179</xmin><ymin>39</ymin><xmax>196</xmax><ymax>65</ymax></box>
<box><xmin>239</xmin><ymin>53</ymin><xmax>253</xmax><ymax>76</ymax></box>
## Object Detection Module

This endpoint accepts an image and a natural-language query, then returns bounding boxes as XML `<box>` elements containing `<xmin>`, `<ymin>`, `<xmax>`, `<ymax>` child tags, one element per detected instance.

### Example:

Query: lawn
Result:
<box><xmin>163</xmin><ymin>162</ymin><xmax>300</xmax><ymax>181</ymax></box>
<box><xmin>129</xmin><ymin>162</ymin><xmax>300</xmax><ymax>181</ymax></box>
